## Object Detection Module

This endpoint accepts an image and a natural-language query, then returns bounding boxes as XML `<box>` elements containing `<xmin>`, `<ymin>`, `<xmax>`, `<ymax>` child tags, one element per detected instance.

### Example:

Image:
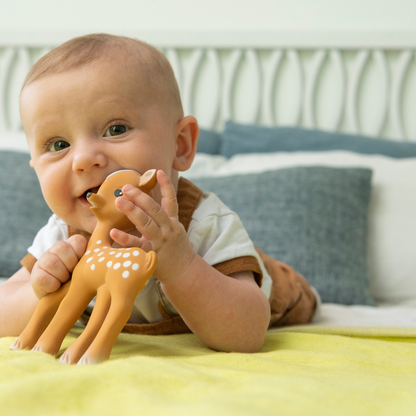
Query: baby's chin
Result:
<box><xmin>67</xmin><ymin>215</ymin><xmax>97</xmax><ymax>235</ymax></box>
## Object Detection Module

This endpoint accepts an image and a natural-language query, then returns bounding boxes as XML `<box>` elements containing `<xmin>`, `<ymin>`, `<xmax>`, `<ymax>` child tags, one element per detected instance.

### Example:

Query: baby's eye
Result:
<box><xmin>49</xmin><ymin>140</ymin><xmax>70</xmax><ymax>152</ymax></box>
<box><xmin>105</xmin><ymin>125</ymin><xmax>128</xmax><ymax>137</ymax></box>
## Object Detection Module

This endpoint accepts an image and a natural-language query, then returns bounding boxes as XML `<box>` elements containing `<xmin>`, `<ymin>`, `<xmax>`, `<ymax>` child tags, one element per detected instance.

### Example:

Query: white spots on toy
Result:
<box><xmin>82</xmin><ymin>231</ymin><xmax>146</xmax><ymax>288</ymax></box>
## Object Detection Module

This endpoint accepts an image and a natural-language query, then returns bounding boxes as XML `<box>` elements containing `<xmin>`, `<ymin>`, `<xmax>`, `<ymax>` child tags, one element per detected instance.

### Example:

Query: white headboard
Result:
<box><xmin>1</xmin><ymin>31</ymin><xmax>415</xmax><ymax>142</ymax></box>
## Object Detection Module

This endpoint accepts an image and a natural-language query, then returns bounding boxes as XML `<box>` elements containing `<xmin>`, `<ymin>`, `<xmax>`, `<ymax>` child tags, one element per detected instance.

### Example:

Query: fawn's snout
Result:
<box><xmin>86</xmin><ymin>169</ymin><xmax>157</xmax><ymax>228</ymax></box>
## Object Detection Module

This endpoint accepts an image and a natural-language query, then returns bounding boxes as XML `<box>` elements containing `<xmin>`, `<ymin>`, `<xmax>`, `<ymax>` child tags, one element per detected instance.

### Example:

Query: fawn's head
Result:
<box><xmin>87</xmin><ymin>169</ymin><xmax>157</xmax><ymax>230</ymax></box>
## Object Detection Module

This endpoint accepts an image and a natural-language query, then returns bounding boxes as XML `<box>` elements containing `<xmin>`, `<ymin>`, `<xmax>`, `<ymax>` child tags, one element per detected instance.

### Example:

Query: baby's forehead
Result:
<box><xmin>21</xmin><ymin>42</ymin><xmax>181</xmax><ymax>127</ymax></box>
<box><xmin>20</xmin><ymin>66</ymin><xmax>153</xmax><ymax>135</ymax></box>
<box><xmin>24</xmin><ymin>59</ymin><xmax>148</xmax><ymax>102</ymax></box>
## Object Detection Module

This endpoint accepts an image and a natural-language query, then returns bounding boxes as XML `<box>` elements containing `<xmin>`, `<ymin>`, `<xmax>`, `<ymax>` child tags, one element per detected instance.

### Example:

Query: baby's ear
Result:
<box><xmin>138</xmin><ymin>169</ymin><xmax>158</xmax><ymax>194</ymax></box>
<box><xmin>173</xmin><ymin>115</ymin><xmax>199</xmax><ymax>172</ymax></box>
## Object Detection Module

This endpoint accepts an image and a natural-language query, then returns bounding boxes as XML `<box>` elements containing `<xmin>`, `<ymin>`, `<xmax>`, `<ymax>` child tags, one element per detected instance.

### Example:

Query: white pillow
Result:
<box><xmin>185</xmin><ymin>151</ymin><xmax>416</xmax><ymax>306</ymax></box>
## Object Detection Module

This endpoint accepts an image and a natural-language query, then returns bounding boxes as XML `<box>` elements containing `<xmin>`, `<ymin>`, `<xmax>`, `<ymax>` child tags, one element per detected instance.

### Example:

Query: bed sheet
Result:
<box><xmin>2</xmin><ymin>280</ymin><xmax>416</xmax><ymax>414</ymax></box>
<box><xmin>1</xmin><ymin>325</ymin><xmax>416</xmax><ymax>416</ymax></box>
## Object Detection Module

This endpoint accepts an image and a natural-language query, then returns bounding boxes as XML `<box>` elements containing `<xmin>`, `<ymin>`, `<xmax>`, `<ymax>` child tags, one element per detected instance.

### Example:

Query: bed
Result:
<box><xmin>1</xmin><ymin>30</ymin><xmax>416</xmax><ymax>415</ymax></box>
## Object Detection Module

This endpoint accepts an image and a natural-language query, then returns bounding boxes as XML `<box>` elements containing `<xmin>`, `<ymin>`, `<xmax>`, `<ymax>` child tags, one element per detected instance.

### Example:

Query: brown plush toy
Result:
<box><xmin>11</xmin><ymin>169</ymin><xmax>158</xmax><ymax>364</ymax></box>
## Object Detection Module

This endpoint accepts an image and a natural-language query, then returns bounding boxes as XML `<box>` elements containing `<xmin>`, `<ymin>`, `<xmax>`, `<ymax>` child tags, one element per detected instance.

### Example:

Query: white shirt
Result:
<box><xmin>28</xmin><ymin>192</ymin><xmax>272</xmax><ymax>324</ymax></box>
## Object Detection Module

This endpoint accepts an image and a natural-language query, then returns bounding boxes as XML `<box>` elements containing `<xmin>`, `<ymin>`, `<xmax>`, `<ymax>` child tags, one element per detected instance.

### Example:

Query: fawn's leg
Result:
<box><xmin>10</xmin><ymin>282</ymin><xmax>70</xmax><ymax>351</ymax></box>
<box><xmin>32</xmin><ymin>279</ymin><xmax>96</xmax><ymax>356</ymax></box>
<box><xmin>59</xmin><ymin>285</ymin><xmax>111</xmax><ymax>365</ymax></box>
<box><xmin>77</xmin><ymin>263</ymin><xmax>156</xmax><ymax>365</ymax></box>
<box><xmin>78</xmin><ymin>297</ymin><xmax>133</xmax><ymax>365</ymax></box>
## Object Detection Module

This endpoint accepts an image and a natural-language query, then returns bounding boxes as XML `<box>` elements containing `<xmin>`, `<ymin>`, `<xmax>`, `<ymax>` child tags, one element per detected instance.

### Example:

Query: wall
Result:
<box><xmin>1</xmin><ymin>0</ymin><xmax>415</xmax><ymax>35</ymax></box>
<box><xmin>1</xmin><ymin>0</ymin><xmax>415</xmax><ymax>141</ymax></box>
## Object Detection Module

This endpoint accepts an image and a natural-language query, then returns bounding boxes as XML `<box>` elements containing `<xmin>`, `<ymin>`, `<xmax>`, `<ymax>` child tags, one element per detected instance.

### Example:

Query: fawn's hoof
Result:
<box><xmin>31</xmin><ymin>343</ymin><xmax>43</xmax><ymax>353</ymax></box>
<box><xmin>10</xmin><ymin>338</ymin><xmax>26</xmax><ymax>351</ymax></box>
<box><xmin>31</xmin><ymin>341</ymin><xmax>59</xmax><ymax>356</ymax></box>
<box><xmin>9</xmin><ymin>339</ymin><xmax>20</xmax><ymax>351</ymax></box>
<box><xmin>58</xmin><ymin>352</ymin><xmax>73</xmax><ymax>365</ymax></box>
<box><xmin>59</xmin><ymin>348</ymin><xmax>82</xmax><ymax>365</ymax></box>
<box><xmin>10</xmin><ymin>337</ymin><xmax>34</xmax><ymax>351</ymax></box>
<box><xmin>77</xmin><ymin>353</ymin><xmax>107</xmax><ymax>365</ymax></box>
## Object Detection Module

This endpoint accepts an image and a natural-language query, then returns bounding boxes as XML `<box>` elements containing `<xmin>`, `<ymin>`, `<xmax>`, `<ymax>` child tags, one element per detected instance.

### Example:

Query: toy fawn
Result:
<box><xmin>11</xmin><ymin>169</ymin><xmax>158</xmax><ymax>365</ymax></box>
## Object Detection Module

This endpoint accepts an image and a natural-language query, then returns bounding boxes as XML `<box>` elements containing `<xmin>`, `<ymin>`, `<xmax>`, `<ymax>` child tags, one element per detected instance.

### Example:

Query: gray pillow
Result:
<box><xmin>0</xmin><ymin>151</ymin><xmax>52</xmax><ymax>277</ymax></box>
<box><xmin>221</xmin><ymin>121</ymin><xmax>416</xmax><ymax>159</ymax></box>
<box><xmin>192</xmin><ymin>166</ymin><xmax>375</xmax><ymax>305</ymax></box>
<box><xmin>197</xmin><ymin>128</ymin><xmax>221</xmax><ymax>155</ymax></box>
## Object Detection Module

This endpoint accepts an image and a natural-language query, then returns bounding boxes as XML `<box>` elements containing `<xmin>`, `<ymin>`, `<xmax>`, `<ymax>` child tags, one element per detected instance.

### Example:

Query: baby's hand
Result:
<box><xmin>111</xmin><ymin>170</ymin><xmax>195</xmax><ymax>282</ymax></box>
<box><xmin>31</xmin><ymin>235</ymin><xmax>87</xmax><ymax>299</ymax></box>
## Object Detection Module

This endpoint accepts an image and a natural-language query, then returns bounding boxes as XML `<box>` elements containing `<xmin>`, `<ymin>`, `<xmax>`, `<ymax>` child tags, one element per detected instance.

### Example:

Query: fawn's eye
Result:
<box><xmin>114</xmin><ymin>189</ymin><xmax>123</xmax><ymax>197</ymax></box>
<box><xmin>49</xmin><ymin>140</ymin><xmax>70</xmax><ymax>152</ymax></box>
<box><xmin>105</xmin><ymin>125</ymin><xmax>128</xmax><ymax>137</ymax></box>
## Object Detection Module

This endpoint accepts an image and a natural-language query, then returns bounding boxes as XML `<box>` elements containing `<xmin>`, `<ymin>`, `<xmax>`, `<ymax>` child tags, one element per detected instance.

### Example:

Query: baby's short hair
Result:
<box><xmin>21</xmin><ymin>33</ymin><xmax>183</xmax><ymax>118</ymax></box>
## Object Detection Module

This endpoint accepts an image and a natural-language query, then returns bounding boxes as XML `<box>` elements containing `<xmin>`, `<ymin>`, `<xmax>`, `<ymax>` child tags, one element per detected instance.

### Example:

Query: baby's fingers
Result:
<box><xmin>116</xmin><ymin>194</ymin><xmax>163</xmax><ymax>242</ymax></box>
<box><xmin>31</xmin><ymin>263</ymin><xmax>62</xmax><ymax>299</ymax></box>
<box><xmin>32</xmin><ymin>237</ymin><xmax>84</xmax><ymax>294</ymax></box>
<box><xmin>158</xmin><ymin>170</ymin><xmax>178</xmax><ymax>219</ymax></box>
<box><xmin>37</xmin><ymin>242</ymin><xmax>72</xmax><ymax>282</ymax></box>
<box><xmin>66</xmin><ymin>234</ymin><xmax>88</xmax><ymax>262</ymax></box>
<box><xmin>109</xmin><ymin>228</ymin><xmax>152</xmax><ymax>253</ymax></box>
<box><xmin>47</xmin><ymin>238</ymin><xmax>85</xmax><ymax>279</ymax></box>
<box><xmin>31</xmin><ymin>236</ymin><xmax>87</xmax><ymax>300</ymax></box>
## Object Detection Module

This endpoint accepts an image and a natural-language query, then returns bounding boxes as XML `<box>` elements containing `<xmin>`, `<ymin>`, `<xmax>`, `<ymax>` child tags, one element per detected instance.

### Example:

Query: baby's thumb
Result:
<box><xmin>67</xmin><ymin>234</ymin><xmax>88</xmax><ymax>260</ymax></box>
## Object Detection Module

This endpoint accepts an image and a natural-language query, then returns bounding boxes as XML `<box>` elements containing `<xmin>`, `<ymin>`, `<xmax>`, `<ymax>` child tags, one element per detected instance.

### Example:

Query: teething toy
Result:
<box><xmin>11</xmin><ymin>169</ymin><xmax>158</xmax><ymax>364</ymax></box>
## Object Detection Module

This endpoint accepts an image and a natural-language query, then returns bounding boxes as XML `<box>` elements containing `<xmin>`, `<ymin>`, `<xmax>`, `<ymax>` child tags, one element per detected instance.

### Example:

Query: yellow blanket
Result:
<box><xmin>1</xmin><ymin>326</ymin><xmax>416</xmax><ymax>416</ymax></box>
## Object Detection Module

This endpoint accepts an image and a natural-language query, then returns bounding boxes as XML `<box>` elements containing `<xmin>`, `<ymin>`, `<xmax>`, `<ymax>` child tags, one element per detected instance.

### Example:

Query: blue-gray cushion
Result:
<box><xmin>197</xmin><ymin>128</ymin><xmax>221</xmax><ymax>154</ymax></box>
<box><xmin>221</xmin><ymin>121</ymin><xmax>416</xmax><ymax>158</ymax></box>
<box><xmin>0</xmin><ymin>151</ymin><xmax>52</xmax><ymax>277</ymax></box>
<box><xmin>192</xmin><ymin>166</ymin><xmax>375</xmax><ymax>305</ymax></box>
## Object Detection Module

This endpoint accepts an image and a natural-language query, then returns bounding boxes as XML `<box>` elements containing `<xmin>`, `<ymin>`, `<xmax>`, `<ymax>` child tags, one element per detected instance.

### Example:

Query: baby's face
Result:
<box><xmin>20</xmin><ymin>59</ymin><xmax>179</xmax><ymax>233</ymax></box>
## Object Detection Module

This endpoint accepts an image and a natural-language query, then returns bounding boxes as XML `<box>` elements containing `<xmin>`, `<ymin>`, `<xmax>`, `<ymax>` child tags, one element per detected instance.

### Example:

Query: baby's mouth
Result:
<box><xmin>82</xmin><ymin>186</ymin><xmax>100</xmax><ymax>205</ymax></box>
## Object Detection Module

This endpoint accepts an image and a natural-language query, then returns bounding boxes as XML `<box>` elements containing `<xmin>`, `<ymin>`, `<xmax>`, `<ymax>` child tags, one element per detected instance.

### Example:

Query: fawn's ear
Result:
<box><xmin>138</xmin><ymin>169</ymin><xmax>158</xmax><ymax>194</ymax></box>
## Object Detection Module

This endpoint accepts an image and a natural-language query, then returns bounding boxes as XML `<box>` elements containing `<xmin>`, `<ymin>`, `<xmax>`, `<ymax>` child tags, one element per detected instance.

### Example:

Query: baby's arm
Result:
<box><xmin>0</xmin><ymin>235</ymin><xmax>86</xmax><ymax>336</ymax></box>
<box><xmin>111</xmin><ymin>170</ymin><xmax>271</xmax><ymax>353</ymax></box>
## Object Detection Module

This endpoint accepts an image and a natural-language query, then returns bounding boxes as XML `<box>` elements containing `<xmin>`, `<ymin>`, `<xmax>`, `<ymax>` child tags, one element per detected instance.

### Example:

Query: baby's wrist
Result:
<box><xmin>155</xmin><ymin>249</ymin><xmax>197</xmax><ymax>286</ymax></box>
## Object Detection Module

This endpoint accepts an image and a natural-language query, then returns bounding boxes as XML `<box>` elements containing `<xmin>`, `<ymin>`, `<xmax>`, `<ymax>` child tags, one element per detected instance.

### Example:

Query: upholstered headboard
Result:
<box><xmin>1</xmin><ymin>31</ymin><xmax>415</xmax><ymax>141</ymax></box>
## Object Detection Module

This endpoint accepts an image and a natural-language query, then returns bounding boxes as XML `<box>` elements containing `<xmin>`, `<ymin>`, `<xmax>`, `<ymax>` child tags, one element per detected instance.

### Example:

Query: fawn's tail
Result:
<box><xmin>145</xmin><ymin>251</ymin><xmax>158</xmax><ymax>276</ymax></box>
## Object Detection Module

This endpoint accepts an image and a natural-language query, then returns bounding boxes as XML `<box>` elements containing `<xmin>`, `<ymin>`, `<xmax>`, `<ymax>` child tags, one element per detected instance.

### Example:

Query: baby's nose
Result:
<box><xmin>72</xmin><ymin>140</ymin><xmax>107</xmax><ymax>172</ymax></box>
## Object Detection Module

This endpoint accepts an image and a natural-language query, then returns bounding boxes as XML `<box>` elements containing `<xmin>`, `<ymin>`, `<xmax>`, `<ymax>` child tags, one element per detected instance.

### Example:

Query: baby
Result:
<box><xmin>0</xmin><ymin>34</ymin><xmax>317</xmax><ymax>353</ymax></box>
